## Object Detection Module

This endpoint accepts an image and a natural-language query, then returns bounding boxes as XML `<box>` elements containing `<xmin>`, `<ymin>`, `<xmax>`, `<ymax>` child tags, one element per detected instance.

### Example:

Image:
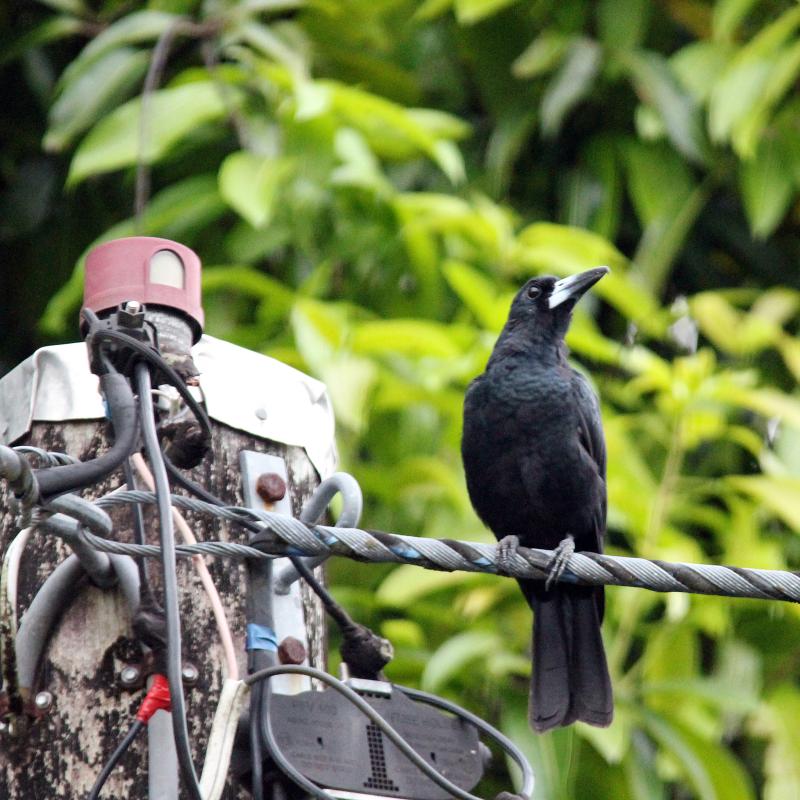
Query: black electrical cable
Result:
<box><xmin>123</xmin><ymin>458</ymin><xmax>161</xmax><ymax>610</ymax></box>
<box><xmin>82</xmin><ymin>308</ymin><xmax>212</xmax><ymax>443</ymax></box>
<box><xmin>250</xmin><ymin>679</ymin><xmax>265</xmax><ymax>800</ymax></box>
<box><xmin>87</xmin><ymin>720</ymin><xmax>144</xmax><ymax>799</ymax></box>
<box><xmin>396</xmin><ymin>686</ymin><xmax>535</xmax><ymax>799</ymax></box>
<box><xmin>34</xmin><ymin>371</ymin><xmax>139</xmax><ymax>502</ymax></box>
<box><xmin>135</xmin><ymin>363</ymin><xmax>203</xmax><ymax>800</ymax></box>
<box><xmin>260</xmin><ymin>679</ymin><xmax>334</xmax><ymax>800</ymax></box>
<box><xmin>247</xmin><ymin>665</ymin><xmax>487</xmax><ymax>800</ymax></box>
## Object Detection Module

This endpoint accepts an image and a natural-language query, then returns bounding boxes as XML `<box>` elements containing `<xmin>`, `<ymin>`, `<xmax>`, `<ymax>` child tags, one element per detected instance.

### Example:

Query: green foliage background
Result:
<box><xmin>6</xmin><ymin>0</ymin><xmax>800</xmax><ymax>797</ymax></box>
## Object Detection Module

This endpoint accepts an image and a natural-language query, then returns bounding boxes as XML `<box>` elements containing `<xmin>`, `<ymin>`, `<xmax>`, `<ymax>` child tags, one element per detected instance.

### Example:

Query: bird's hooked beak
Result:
<box><xmin>548</xmin><ymin>266</ymin><xmax>610</xmax><ymax>309</ymax></box>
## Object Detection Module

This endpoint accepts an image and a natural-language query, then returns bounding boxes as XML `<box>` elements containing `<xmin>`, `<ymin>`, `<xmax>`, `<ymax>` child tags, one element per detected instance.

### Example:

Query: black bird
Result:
<box><xmin>461</xmin><ymin>267</ymin><xmax>613</xmax><ymax>732</ymax></box>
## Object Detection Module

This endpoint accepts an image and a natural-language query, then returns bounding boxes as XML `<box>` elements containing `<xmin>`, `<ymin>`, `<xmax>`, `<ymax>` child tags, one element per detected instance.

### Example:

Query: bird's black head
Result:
<box><xmin>505</xmin><ymin>267</ymin><xmax>609</xmax><ymax>342</ymax></box>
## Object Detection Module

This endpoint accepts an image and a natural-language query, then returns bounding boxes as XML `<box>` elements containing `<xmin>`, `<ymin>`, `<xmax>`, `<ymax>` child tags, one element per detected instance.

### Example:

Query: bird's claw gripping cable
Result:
<box><xmin>495</xmin><ymin>535</ymin><xmax>520</xmax><ymax>577</ymax></box>
<box><xmin>545</xmin><ymin>534</ymin><xmax>575</xmax><ymax>591</ymax></box>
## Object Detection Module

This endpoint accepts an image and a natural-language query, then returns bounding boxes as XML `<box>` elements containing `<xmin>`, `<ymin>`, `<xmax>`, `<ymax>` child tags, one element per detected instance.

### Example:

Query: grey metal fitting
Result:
<box><xmin>120</xmin><ymin>664</ymin><xmax>143</xmax><ymax>689</ymax></box>
<box><xmin>181</xmin><ymin>662</ymin><xmax>199</xmax><ymax>686</ymax></box>
<box><xmin>274</xmin><ymin>472</ymin><xmax>363</xmax><ymax>594</ymax></box>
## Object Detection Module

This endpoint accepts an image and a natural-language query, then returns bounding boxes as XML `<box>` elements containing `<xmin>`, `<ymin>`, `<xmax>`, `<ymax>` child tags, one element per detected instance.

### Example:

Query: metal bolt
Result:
<box><xmin>256</xmin><ymin>472</ymin><xmax>286</xmax><ymax>503</ymax></box>
<box><xmin>278</xmin><ymin>636</ymin><xmax>306</xmax><ymax>665</ymax></box>
<box><xmin>123</xmin><ymin>300</ymin><xmax>142</xmax><ymax>314</ymax></box>
<box><xmin>34</xmin><ymin>692</ymin><xmax>53</xmax><ymax>712</ymax></box>
<box><xmin>181</xmin><ymin>662</ymin><xmax>199</xmax><ymax>686</ymax></box>
<box><xmin>120</xmin><ymin>664</ymin><xmax>142</xmax><ymax>688</ymax></box>
<box><xmin>255</xmin><ymin>407</ymin><xmax>268</xmax><ymax>420</ymax></box>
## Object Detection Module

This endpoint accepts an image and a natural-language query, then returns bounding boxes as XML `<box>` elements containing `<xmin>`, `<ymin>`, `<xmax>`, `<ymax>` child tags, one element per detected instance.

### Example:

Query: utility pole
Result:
<box><xmin>0</xmin><ymin>237</ymin><xmax>334</xmax><ymax>798</ymax></box>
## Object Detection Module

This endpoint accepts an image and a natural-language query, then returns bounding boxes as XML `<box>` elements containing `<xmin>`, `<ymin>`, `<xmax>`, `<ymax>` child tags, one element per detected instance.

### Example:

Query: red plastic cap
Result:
<box><xmin>84</xmin><ymin>237</ymin><xmax>204</xmax><ymax>341</ymax></box>
<box><xmin>136</xmin><ymin>674</ymin><xmax>172</xmax><ymax>723</ymax></box>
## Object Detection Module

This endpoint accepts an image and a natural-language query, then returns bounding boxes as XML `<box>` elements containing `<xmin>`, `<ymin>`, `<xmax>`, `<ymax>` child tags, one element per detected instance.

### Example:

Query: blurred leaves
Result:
<box><xmin>67</xmin><ymin>81</ymin><xmax>229</xmax><ymax>184</ymax></box>
<box><xmin>13</xmin><ymin>0</ymin><xmax>800</xmax><ymax>798</ymax></box>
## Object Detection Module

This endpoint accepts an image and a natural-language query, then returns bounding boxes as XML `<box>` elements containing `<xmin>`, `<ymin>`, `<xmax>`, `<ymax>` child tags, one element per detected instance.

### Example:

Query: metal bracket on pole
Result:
<box><xmin>240</xmin><ymin>451</ymin><xmax>311</xmax><ymax>696</ymax></box>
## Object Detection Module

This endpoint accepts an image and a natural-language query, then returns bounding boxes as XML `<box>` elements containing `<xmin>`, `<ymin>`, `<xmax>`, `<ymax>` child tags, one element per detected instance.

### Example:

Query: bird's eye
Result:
<box><xmin>526</xmin><ymin>285</ymin><xmax>541</xmax><ymax>300</ymax></box>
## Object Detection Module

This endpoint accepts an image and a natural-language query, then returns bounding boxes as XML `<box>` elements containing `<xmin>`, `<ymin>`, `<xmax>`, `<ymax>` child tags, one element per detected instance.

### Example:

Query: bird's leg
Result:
<box><xmin>545</xmin><ymin>534</ymin><xmax>575</xmax><ymax>590</ymax></box>
<box><xmin>495</xmin><ymin>535</ymin><xmax>520</xmax><ymax>576</ymax></box>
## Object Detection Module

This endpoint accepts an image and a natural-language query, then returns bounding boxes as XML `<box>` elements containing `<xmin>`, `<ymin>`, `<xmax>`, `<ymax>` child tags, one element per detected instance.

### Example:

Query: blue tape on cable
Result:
<box><xmin>246</xmin><ymin>623</ymin><xmax>278</xmax><ymax>652</ymax></box>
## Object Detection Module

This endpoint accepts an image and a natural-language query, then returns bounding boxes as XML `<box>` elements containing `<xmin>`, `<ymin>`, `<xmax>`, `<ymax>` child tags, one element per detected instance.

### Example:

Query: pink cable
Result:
<box><xmin>131</xmin><ymin>453</ymin><xmax>240</xmax><ymax>680</ymax></box>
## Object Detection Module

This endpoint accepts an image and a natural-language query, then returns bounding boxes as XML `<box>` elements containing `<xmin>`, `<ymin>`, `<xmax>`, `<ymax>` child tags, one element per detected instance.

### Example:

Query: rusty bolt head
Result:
<box><xmin>278</xmin><ymin>636</ymin><xmax>306</xmax><ymax>665</ymax></box>
<box><xmin>181</xmin><ymin>663</ymin><xmax>199</xmax><ymax>686</ymax></box>
<box><xmin>256</xmin><ymin>472</ymin><xmax>286</xmax><ymax>504</ymax></box>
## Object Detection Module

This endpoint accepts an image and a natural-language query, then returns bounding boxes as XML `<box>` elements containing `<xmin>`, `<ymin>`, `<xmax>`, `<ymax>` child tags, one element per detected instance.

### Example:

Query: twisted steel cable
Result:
<box><xmin>42</xmin><ymin>490</ymin><xmax>799</xmax><ymax>604</ymax></box>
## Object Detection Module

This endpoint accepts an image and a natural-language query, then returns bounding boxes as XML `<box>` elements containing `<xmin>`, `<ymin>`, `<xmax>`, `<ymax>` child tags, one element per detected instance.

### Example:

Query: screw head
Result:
<box><xmin>7</xmin><ymin>717</ymin><xmax>26</xmax><ymax>738</ymax></box>
<box><xmin>256</xmin><ymin>472</ymin><xmax>286</xmax><ymax>503</ymax></box>
<box><xmin>120</xmin><ymin>665</ymin><xmax>142</xmax><ymax>687</ymax></box>
<box><xmin>278</xmin><ymin>636</ymin><xmax>307</xmax><ymax>665</ymax></box>
<box><xmin>123</xmin><ymin>300</ymin><xmax>142</xmax><ymax>314</ymax></box>
<box><xmin>181</xmin><ymin>663</ymin><xmax>199</xmax><ymax>686</ymax></box>
<box><xmin>34</xmin><ymin>692</ymin><xmax>53</xmax><ymax>711</ymax></box>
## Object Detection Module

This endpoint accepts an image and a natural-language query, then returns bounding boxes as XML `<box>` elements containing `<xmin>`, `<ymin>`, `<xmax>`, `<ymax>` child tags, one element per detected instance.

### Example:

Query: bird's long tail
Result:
<box><xmin>526</xmin><ymin>583</ymin><xmax>613</xmax><ymax>732</ymax></box>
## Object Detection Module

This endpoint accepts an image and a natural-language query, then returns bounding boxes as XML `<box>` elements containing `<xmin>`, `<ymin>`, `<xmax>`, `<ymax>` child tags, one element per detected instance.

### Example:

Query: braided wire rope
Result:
<box><xmin>39</xmin><ymin>489</ymin><xmax>800</xmax><ymax>604</ymax></box>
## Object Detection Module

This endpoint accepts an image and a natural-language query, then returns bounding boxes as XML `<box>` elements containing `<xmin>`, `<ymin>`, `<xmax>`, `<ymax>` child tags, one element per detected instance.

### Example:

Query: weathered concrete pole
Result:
<box><xmin>0</xmin><ymin>239</ymin><xmax>335</xmax><ymax>798</ymax></box>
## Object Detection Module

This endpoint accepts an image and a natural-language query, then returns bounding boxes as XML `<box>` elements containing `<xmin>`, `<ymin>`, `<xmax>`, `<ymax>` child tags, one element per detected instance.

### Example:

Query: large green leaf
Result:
<box><xmin>58</xmin><ymin>10</ymin><xmax>180</xmax><ymax>89</ymax></box>
<box><xmin>752</xmin><ymin>685</ymin><xmax>800</xmax><ymax>800</ymax></box>
<box><xmin>325</xmin><ymin>82</ymin><xmax>468</xmax><ymax>181</ymax></box>
<box><xmin>731</xmin><ymin>40</ymin><xmax>800</xmax><ymax>158</ymax></box>
<box><xmin>597</xmin><ymin>0</ymin><xmax>649</xmax><ymax>52</ymax></box>
<box><xmin>442</xmin><ymin>259</ymin><xmax>510</xmax><ymax>331</ymax></box>
<box><xmin>218</xmin><ymin>151</ymin><xmax>296</xmax><ymax>228</ymax></box>
<box><xmin>503</xmin><ymin>707</ymin><xmax>576</xmax><ymax>800</ymax></box>
<box><xmin>67</xmin><ymin>81</ymin><xmax>229</xmax><ymax>184</ymax></box>
<box><xmin>739</xmin><ymin>137</ymin><xmax>795</xmax><ymax>239</ymax></box>
<box><xmin>453</xmin><ymin>0</ymin><xmax>520</xmax><ymax>25</ymax></box>
<box><xmin>727</xmin><ymin>475</ymin><xmax>800</xmax><ymax>532</ymax></box>
<box><xmin>202</xmin><ymin>265</ymin><xmax>295</xmax><ymax>312</ymax></box>
<box><xmin>351</xmin><ymin>319</ymin><xmax>467</xmax><ymax>359</ymax></box>
<box><xmin>376</xmin><ymin>565</ymin><xmax>480</xmax><ymax>606</ymax></box>
<box><xmin>640</xmin><ymin>710</ymin><xmax>755</xmax><ymax>800</ymax></box>
<box><xmin>621</xmin><ymin>140</ymin><xmax>695</xmax><ymax>226</ymax></box>
<box><xmin>713</xmin><ymin>0</ymin><xmax>759</xmax><ymax>41</ymax></box>
<box><xmin>541</xmin><ymin>38</ymin><xmax>601</xmax><ymax>137</ymax></box>
<box><xmin>33</xmin><ymin>0</ymin><xmax>87</xmax><ymax>14</ymax></box>
<box><xmin>45</xmin><ymin>47</ymin><xmax>149</xmax><ymax>151</ymax></box>
<box><xmin>671</xmin><ymin>41</ymin><xmax>734</xmax><ymax>104</ymax></box>
<box><xmin>708</xmin><ymin>5</ymin><xmax>800</xmax><ymax>145</ymax></box>
<box><xmin>421</xmin><ymin>630</ymin><xmax>501</xmax><ymax>691</ymax></box>
<box><xmin>512</xmin><ymin>30</ymin><xmax>571</xmax><ymax>79</ymax></box>
<box><xmin>690</xmin><ymin>292</ymin><xmax>781</xmax><ymax>354</ymax></box>
<box><xmin>0</xmin><ymin>16</ymin><xmax>85</xmax><ymax>67</ymax></box>
<box><xmin>622</xmin><ymin>50</ymin><xmax>705</xmax><ymax>163</ymax></box>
